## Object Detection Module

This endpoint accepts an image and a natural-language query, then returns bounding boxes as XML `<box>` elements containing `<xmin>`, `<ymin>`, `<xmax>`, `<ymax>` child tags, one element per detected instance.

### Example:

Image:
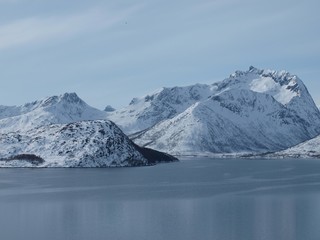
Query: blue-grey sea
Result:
<box><xmin>1</xmin><ymin>158</ymin><xmax>320</xmax><ymax>240</ymax></box>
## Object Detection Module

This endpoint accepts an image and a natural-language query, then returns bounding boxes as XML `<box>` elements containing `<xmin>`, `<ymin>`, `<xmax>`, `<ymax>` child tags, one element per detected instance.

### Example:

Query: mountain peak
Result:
<box><xmin>249</xmin><ymin>65</ymin><xmax>256</xmax><ymax>71</ymax></box>
<box><xmin>60</xmin><ymin>92</ymin><xmax>83</xmax><ymax>104</ymax></box>
<box><xmin>230</xmin><ymin>66</ymin><xmax>295</xmax><ymax>79</ymax></box>
<box><xmin>220</xmin><ymin>66</ymin><xmax>308</xmax><ymax>106</ymax></box>
<box><xmin>34</xmin><ymin>92</ymin><xmax>84</xmax><ymax>109</ymax></box>
<box><xmin>230</xmin><ymin>66</ymin><xmax>263</xmax><ymax>78</ymax></box>
<box><xmin>0</xmin><ymin>92</ymin><xmax>106</xmax><ymax>134</ymax></box>
<box><xmin>248</xmin><ymin>65</ymin><xmax>263</xmax><ymax>74</ymax></box>
<box><xmin>104</xmin><ymin>105</ymin><xmax>115</xmax><ymax>112</ymax></box>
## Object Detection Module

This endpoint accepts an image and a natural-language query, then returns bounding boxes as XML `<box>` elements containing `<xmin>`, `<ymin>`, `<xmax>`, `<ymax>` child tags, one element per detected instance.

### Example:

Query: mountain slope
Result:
<box><xmin>0</xmin><ymin>93</ymin><xmax>107</xmax><ymax>133</ymax></box>
<box><xmin>131</xmin><ymin>67</ymin><xmax>320</xmax><ymax>155</ymax></box>
<box><xmin>0</xmin><ymin>120</ymin><xmax>177</xmax><ymax>167</ymax></box>
<box><xmin>266</xmin><ymin>134</ymin><xmax>320</xmax><ymax>158</ymax></box>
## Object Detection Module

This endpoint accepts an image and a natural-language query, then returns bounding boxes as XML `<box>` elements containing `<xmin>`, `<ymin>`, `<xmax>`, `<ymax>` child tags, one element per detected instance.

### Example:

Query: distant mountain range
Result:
<box><xmin>1</xmin><ymin>66</ymin><xmax>320</xmax><ymax>166</ymax></box>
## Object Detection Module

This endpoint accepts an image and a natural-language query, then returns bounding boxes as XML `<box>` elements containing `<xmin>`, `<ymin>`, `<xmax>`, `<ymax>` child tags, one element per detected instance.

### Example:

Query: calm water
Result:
<box><xmin>1</xmin><ymin>158</ymin><xmax>320</xmax><ymax>240</ymax></box>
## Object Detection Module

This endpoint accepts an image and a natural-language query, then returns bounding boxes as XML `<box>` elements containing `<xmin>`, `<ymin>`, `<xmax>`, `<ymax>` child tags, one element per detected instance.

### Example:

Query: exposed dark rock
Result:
<box><xmin>0</xmin><ymin>154</ymin><xmax>45</xmax><ymax>165</ymax></box>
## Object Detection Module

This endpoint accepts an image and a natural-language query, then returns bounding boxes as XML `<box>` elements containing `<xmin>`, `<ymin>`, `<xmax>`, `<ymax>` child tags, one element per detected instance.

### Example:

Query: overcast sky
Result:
<box><xmin>0</xmin><ymin>0</ymin><xmax>319</xmax><ymax>109</ymax></box>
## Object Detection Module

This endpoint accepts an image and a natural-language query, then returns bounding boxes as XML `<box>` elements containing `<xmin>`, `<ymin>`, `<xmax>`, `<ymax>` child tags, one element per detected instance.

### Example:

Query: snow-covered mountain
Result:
<box><xmin>265</xmin><ymin>134</ymin><xmax>320</xmax><ymax>158</ymax></box>
<box><xmin>128</xmin><ymin>67</ymin><xmax>320</xmax><ymax>155</ymax></box>
<box><xmin>0</xmin><ymin>120</ymin><xmax>177</xmax><ymax>167</ymax></box>
<box><xmin>0</xmin><ymin>93</ymin><xmax>107</xmax><ymax>133</ymax></box>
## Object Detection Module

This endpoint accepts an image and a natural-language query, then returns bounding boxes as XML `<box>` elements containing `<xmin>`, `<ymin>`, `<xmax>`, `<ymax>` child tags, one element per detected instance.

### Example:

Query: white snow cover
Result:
<box><xmin>129</xmin><ymin>67</ymin><xmax>320</xmax><ymax>155</ymax></box>
<box><xmin>107</xmin><ymin>84</ymin><xmax>214</xmax><ymax>134</ymax></box>
<box><xmin>1</xmin><ymin>67</ymin><xmax>319</xmax><ymax>160</ymax></box>
<box><xmin>0</xmin><ymin>120</ymin><xmax>148</xmax><ymax>167</ymax></box>
<box><xmin>269</xmin><ymin>134</ymin><xmax>320</xmax><ymax>158</ymax></box>
<box><xmin>0</xmin><ymin>93</ymin><xmax>107</xmax><ymax>134</ymax></box>
<box><xmin>250</xmin><ymin>77</ymin><xmax>296</xmax><ymax>105</ymax></box>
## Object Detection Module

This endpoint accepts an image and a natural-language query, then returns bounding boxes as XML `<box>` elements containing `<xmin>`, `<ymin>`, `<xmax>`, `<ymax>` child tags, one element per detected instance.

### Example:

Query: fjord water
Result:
<box><xmin>1</xmin><ymin>158</ymin><xmax>320</xmax><ymax>240</ymax></box>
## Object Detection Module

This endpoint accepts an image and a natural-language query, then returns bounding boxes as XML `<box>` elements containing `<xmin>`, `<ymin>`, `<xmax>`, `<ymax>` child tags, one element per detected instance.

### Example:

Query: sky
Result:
<box><xmin>0</xmin><ymin>0</ymin><xmax>319</xmax><ymax>110</ymax></box>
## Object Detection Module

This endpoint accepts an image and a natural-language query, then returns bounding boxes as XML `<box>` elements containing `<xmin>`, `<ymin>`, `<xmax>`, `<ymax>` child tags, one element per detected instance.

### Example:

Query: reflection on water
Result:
<box><xmin>1</xmin><ymin>158</ymin><xmax>320</xmax><ymax>240</ymax></box>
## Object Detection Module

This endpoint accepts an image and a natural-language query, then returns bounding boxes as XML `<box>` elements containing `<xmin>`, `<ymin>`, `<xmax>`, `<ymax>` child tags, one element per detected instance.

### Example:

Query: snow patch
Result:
<box><xmin>250</xmin><ymin>77</ymin><xmax>277</xmax><ymax>93</ymax></box>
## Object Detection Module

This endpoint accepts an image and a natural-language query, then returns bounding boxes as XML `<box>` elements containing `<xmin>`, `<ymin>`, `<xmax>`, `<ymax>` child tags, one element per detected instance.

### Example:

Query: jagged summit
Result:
<box><xmin>27</xmin><ymin>92</ymin><xmax>85</xmax><ymax>108</ymax></box>
<box><xmin>220</xmin><ymin>66</ymin><xmax>305</xmax><ymax>105</ymax></box>
<box><xmin>232</xmin><ymin>66</ymin><xmax>295</xmax><ymax>80</ymax></box>
<box><xmin>42</xmin><ymin>92</ymin><xmax>85</xmax><ymax>106</ymax></box>
<box><xmin>60</xmin><ymin>92</ymin><xmax>83</xmax><ymax>103</ymax></box>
